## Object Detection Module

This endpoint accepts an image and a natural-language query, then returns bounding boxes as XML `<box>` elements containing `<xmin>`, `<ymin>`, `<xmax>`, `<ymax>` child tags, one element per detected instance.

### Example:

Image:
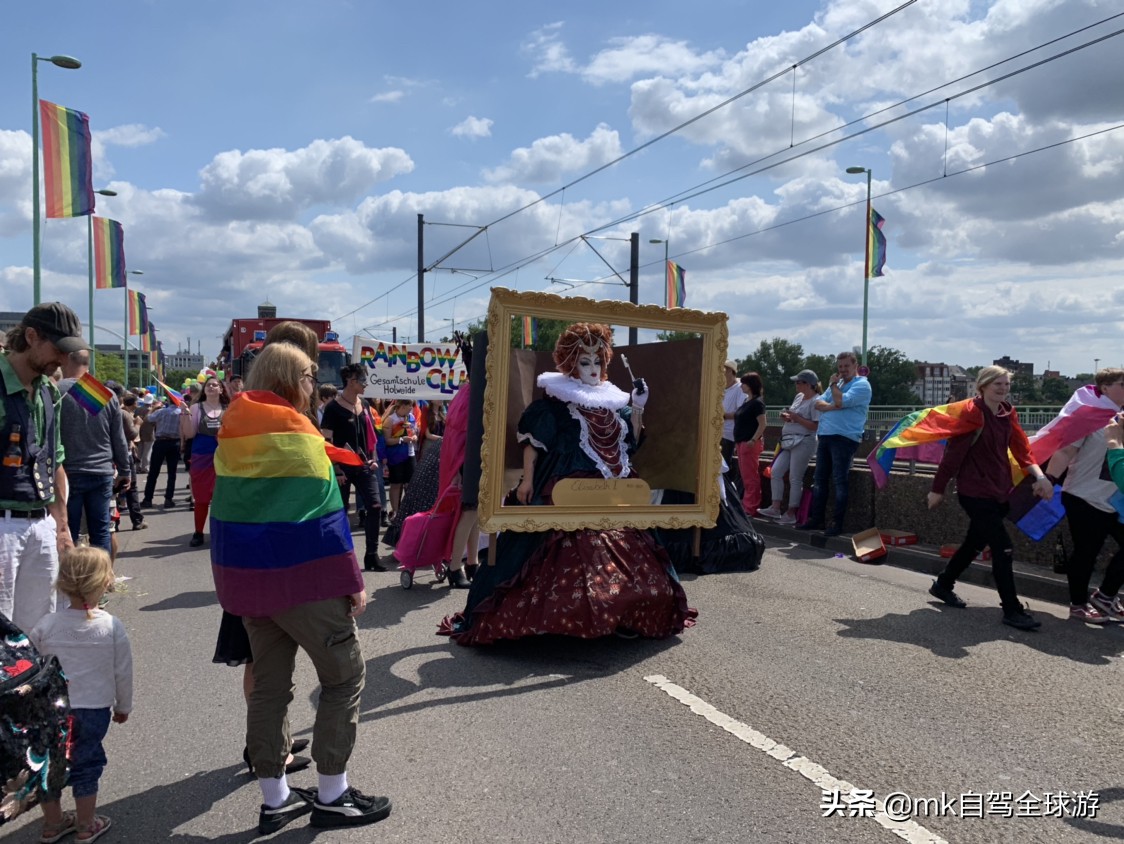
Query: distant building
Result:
<box><xmin>166</xmin><ymin>351</ymin><xmax>204</xmax><ymax>371</ymax></box>
<box><xmin>948</xmin><ymin>365</ymin><xmax>972</xmax><ymax>401</ymax></box>
<box><xmin>95</xmin><ymin>343</ymin><xmax>149</xmax><ymax>372</ymax></box>
<box><xmin>0</xmin><ymin>310</ymin><xmax>23</xmax><ymax>338</ymax></box>
<box><xmin>912</xmin><ymin>362</ymin><xmax>952</xmax><ymax>405</ymax></box>
<box><xmin>994</xmin><ymin>356</ymin><xmax>1033</xmax><ymax>377</ymax></box>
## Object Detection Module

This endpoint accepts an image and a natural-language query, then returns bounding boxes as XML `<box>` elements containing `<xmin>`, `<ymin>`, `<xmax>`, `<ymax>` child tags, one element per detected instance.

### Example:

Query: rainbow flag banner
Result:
<box><xmin>127</xmin><ymin>289</ymin><xmax>148</xmax><ymax>335</ymax></box>
<box><xmin>867</xmin><ymin>208</ymin><xmax>887</xmax><ymax>278</ymax></box>
<box><xmin>210</xmin><ymin>390</ymin><xmax>364</xmax><ymax>618</ymax></box>
<box><xmin>1028</xmin><ymin>384</ymin><xmax>1119</xmax><ymax>466</ymax></box>
<box><xmin>153</xmin><ymin>377</ymin><xmax>185</xmax><ymax>407</ymax></box>
<box><xmin>867</xmin><ymin>400</ymin><xmax>981</xmax><ymax>488</ymax></box>
<box><xmin>39</xmin><ymin>100</ymin><xmax>94</xmax><ymax>218</ymax></box>
<box><xmin>93</xmin><ymin>217</ymin><xmax>126</xmax><ymax>289</ymax></box>
<box><xmin>522</xmin><ymin>316</ymin><xmax>537</xmax><ymax>347</ymax></box>
<box><xmin>68</xmin><ymin>371</ymin><xmax>114</xmax><ymax>416</ymax></box>
<box><xmin>666</xmin><ymin>261</ymin><xmax>686</xmax><ymax>308</ymax></box>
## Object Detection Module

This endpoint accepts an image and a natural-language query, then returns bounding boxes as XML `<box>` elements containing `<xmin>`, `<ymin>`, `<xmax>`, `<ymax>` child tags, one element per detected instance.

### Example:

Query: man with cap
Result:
<box><xmin>57</xmin><ymin>356</ymin><xmax>131</xmax><ymax>554</ymax></box>
<box><xmin>721</xmin><ymin>359</ymin><xmax>747</xmax><ymax>494</ymax></box>
<box><xmin>0</xmin><ymin>303</ymin><xmax>81</xmax><ymax>631</ymax></box>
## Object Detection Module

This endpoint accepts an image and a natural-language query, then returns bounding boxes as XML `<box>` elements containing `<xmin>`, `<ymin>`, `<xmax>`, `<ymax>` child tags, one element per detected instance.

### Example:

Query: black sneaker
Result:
<box><xmin>310</xmin><ymin>787</ymin><xmax>392</xmax><ymax>828</ymax></box>
<box><xmin>258</xmin><ymin>786</ymin><xmax>316</xmax><ymax>835</ymax></box>
<box><xmin>1003</xmin><ymin>606</ymin><xmax>1041</xmax><ymax>631</ymax></box>
<box><xmin>929</xmin><ymin>581</ymin><xmax>967</xmax><ymax>609</ymax></box>
<box><xmin>140</xmin><ymin>499</ymin><xmax>153</xmax><ymax>508</ymax></box>
<box><xmin>188</xmin><ymin>532</ymin><xmax>205</xmax><ymax>547</ymax></box>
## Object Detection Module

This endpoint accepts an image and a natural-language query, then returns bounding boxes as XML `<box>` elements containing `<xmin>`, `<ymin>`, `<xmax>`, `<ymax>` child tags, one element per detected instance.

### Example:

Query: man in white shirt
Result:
<box><xmin>721</xmin><ymin>360</ymin><xmax>746</xmax><ymax>493</ymax></box>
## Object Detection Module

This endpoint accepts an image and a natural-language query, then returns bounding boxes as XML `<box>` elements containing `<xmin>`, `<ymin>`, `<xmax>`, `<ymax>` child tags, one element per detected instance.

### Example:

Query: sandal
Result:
<box><xmin>76</xmin><ymin>815</ymin><xmax>112</xmax><ymax>843</ymax></box>
<box><xmin>40</xmin><ymin>810</ymin><xmax>77</xmax><ymax>843</ymax></box>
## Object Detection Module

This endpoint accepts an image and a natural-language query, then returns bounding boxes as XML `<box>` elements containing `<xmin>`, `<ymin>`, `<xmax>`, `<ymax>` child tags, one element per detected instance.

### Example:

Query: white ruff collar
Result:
<box><xmin>537</xmin><ymin>372</ymin><xmax>630</xmax><ymax>410</ymax></box>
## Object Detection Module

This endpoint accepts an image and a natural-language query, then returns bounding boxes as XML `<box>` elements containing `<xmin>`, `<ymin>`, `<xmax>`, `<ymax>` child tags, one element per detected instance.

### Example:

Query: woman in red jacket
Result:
<box><xmin>926</xmin><ymin>366</ymin><xmax>1054</xmax><ymax>631</ymax></box>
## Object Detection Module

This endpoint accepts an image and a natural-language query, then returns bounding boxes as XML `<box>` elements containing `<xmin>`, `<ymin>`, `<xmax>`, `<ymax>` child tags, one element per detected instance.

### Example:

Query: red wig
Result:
<box><xmin>552</xmin><ymin>322</ymin><xmax>614</xmax><ymax>380</ymax></box>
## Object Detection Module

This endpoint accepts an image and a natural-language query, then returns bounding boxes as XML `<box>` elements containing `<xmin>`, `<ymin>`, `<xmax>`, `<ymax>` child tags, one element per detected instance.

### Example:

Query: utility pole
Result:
<box><xmin>628</xmin><ymin>232</ymin><xmax>639</xmax><ymax>346</ymax></box>
<box><xmin>417</xmin><ymin>213</ymin><xmax>425</xmax><ymax>342</ymax></box>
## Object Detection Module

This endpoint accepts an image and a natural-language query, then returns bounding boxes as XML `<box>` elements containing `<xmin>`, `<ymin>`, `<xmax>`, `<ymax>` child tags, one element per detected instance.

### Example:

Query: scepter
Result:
<box><xmin>619</xmin><ymin>354</ymin><xmax>645</xmax><ymax>395</ymax></box>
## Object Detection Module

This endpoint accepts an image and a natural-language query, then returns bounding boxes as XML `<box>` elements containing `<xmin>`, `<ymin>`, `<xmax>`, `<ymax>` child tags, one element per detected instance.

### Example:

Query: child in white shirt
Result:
<box><xmin>30</xmin><ymin>546</ymin><xmax>133</xmax><ymax>844</ymax></box>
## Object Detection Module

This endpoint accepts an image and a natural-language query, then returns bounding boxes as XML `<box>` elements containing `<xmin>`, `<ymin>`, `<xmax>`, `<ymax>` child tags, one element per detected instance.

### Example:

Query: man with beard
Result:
<box><xmin>0</xmin><ymin>304</ymin><xmax>80</xmax><ymax>630</ymax></box>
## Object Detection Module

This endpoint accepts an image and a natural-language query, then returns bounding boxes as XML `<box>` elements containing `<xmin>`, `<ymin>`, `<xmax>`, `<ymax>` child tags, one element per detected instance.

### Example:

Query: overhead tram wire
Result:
<box><xmin>341</xmin><ymin>8</ymin><xmax>1120</xmax><ymax>327</ymax></box>
<box><xmin>388</xmin><ymin>16</ymin><xmax>1124</xmax><ymax>324</ymax></box>
<box><xmin>330</xmin><ymin>2</ymin><xmax>919</xmax><ymax>326</ymax></box>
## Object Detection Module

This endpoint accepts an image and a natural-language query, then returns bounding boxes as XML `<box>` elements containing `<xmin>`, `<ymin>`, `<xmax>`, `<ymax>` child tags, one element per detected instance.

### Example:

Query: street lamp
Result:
<box><xmin>846</xmin><ymin>166</ymin><xmax>873</xmax><ymax>367</ymax></box>
<box><xmin>87</xmin><ymin>189</ymin><xmax>117</xmax><ymax>374</ymax></box>
<box><xmin>31</xmin><ymin>53</ymin><xmax>82</xmax><ymax>306</ymax></box>
<box><xmin>649</xmin><ymin>238</ymin><xmax>669</xmax><ymax>310</ymax></box>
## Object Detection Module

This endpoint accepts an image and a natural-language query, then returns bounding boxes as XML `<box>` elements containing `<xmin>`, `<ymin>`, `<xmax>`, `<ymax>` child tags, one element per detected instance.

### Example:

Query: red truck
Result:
<box><xmin>219</xmin><ymin>317</ymin><xmax>350</xmax><ymax>385</ymax></box>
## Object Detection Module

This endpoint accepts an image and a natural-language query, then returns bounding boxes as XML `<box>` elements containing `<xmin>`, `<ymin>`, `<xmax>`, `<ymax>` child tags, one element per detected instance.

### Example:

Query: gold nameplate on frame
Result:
<box><xmin>551</xmin><ymin>478</ymin><xmax>651</xmax><ymax>507</ymax></box>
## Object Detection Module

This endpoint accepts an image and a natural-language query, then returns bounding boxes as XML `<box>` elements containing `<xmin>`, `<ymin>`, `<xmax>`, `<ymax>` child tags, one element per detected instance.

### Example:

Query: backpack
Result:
<box><xmin>0</xmin><ymin>612</ymin><xmax>70</xmax><ymax>825</ymax></box>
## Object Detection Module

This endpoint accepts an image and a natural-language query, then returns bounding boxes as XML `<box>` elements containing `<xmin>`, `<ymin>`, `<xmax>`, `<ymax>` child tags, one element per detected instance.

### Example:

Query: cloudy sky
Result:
<box><xmin>3</xmin><ymin>0</ymin><xmax>1121</xmax><ymax>378</ymax></box>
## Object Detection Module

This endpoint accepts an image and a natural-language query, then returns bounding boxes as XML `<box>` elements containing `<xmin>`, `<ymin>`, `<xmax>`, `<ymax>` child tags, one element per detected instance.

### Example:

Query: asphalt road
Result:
<box><xmin>5</xmin><ymin>504</ymin><xmax>1123</xmax><ymax>844</ymax></box>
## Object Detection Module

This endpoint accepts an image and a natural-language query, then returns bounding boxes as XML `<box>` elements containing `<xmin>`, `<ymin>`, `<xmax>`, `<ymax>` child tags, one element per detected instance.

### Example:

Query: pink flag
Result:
<box><xmin>1029</xmin><ymin>385</ymin><xmax>1119</xmax><ymax>465</ymax></box>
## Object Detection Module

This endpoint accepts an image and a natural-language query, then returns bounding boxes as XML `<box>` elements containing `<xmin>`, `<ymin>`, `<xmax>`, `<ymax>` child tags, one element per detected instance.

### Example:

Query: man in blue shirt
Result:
<box><xmin>797</xmin><ymin>351</ymin><xmax>872</xmax><ymax>536</ymax></box>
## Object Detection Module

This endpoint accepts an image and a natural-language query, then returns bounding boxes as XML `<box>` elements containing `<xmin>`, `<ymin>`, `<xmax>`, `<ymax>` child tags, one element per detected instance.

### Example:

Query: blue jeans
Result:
<box><xmin>66</xmin><ymin>473</ymin><xmax>114</xmax><ymax>553</ymax></box>
<box><xmin>43</xmin><ymin>707</ymin><xmax>111</xmax><ymax>800</ymax></box>
<box><xmin>809</xmin><ymin>434</ymin><xmax>860</xmax><ymax>527</ymax></box>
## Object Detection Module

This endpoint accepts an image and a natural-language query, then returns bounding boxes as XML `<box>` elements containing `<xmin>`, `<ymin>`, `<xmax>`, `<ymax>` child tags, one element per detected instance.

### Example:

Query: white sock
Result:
<box><xmin>318</xmin><ymin>772</ymin><xmax>348</xmax><ymax>804</ymax></box>
<box><xmin>259</xmin><ymin>775</ymin><xmax>290</xmax><ymax>808</ymax></box>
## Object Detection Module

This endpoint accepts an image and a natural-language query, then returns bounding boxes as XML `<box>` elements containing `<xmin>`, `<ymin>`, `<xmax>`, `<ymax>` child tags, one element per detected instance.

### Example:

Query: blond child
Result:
<box><xmin>30</xmin><ymin>546</ymin><xmax>133</xmax><ymax>844</ymax></box>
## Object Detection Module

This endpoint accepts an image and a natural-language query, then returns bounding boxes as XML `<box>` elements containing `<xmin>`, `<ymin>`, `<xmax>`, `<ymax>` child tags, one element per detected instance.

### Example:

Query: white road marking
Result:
<box><xmin>644</xmin><ymin>674</ymin><xmax>948</xmax><ymax>844</ymax></box>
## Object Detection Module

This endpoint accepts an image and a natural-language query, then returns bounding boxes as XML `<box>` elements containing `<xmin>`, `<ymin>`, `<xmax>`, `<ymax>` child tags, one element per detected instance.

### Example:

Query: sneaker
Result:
<box><xmin>1089</xmin><ymin>590</ymin><xmax>1124</xmax><ymax>622</ymax></box>
<box><xmin>189</xmin><ymin>532</ymin><xmax>205</xmax><ymax>547</ymax></box>
<box><xmin>777</xmin><ymin>513</ymin><xmax>797</xmax><ymax>525</ymax></box>
<box><xmin>1002</xmin><ymin>605</ymin><xmax>1042</xmax><ymax>631</ymax></box>
<box><xmin>1069</xmin><ymin>603</ymin><xmax>1111</xmax><ymax>624</ymax></box>
<box><xmin>258</xmin><ymin>786</ymin><xmax>316</xmax><ymax>835</ymax></box>
<box><xmin>310</xmin><ymin>787</ymin><xmax>392</xmax><ymax>828</ymax></box>
<box><xmin>928</xmin><ymin>581</ymin><xmax>967</xmax><ymax>609</ymax></box>
<box><xmin>140</xmin><ymin>499</ymin><xmax>153</xmax><ymax>508</ymax></box>
<box><xmin>758</xmin><ymin>507</ymin><xmax>784</xmax><ymax>519</ymax></box>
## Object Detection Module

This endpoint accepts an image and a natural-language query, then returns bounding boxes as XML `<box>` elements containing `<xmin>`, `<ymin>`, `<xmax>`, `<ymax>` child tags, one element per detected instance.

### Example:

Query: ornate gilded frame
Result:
<box><xmin>478</xmin><ymin>287</ymin><xmax>728</xmax><ymax>533</ymax></box>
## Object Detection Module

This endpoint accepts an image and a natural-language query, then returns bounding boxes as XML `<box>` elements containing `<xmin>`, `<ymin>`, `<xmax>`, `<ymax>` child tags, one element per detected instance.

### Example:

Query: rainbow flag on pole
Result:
<box><xmin>39</xmin><ymin>100</ymin><xmax>94</xmax><ymax>218</ymax></box>
<box><xmin>522</xmin><ymin>316</ymin><xmax>537</xmax><ymax>347</ymax></box>
<box><xmin>867</xmin><ymin>208</ymin><xmax>886</xmax><ymax>278</ymax></box>
<box><xmin>92</xmin><ymin>217</ymin><xmax>126</xmax><ymax>289</ymax></box>
<box><xmin>67</xmin><ymin>371</ymin><xmax>114</xmax><ymax>416</ymax></box>
<box><xmin>210</xmin><ymin>390</ymin><xmax>364</xmax><ymax>618</ymax></box>
<box><xmin>666</xmin><ymin>260</ymin><xmax>686</xmax><ymax>308</ymax></box>
<box><xmin>152</xmin><ymin>377</ymin><xmax>185</xmax><ymax>407</ymax></box>
<box><xmin>127</xmin><ymin>289</ymin><xmax>148</xmax><ymax>335</ymax></box>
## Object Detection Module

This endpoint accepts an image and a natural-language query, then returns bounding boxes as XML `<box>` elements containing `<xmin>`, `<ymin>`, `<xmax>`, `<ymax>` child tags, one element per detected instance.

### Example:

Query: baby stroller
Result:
<box><xmin>393</xmin><ymin>482</ymin><xmax>461</xmax><ymax>589</ymax></box>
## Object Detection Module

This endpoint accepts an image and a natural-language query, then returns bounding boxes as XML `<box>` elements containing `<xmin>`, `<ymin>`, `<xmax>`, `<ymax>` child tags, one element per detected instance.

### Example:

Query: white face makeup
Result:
<box><xmin>575</xmin><ymin>354</ymin><xmax>603</xmax><ymax>386</ymax></box>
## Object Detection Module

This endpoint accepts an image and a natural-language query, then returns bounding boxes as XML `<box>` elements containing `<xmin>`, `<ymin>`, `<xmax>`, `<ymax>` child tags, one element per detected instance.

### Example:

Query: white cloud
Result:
<box><xmin>522</xmin><ymin>22</ymin><xmax>577</xmax><ymax>77</ymax></box>
<box><xmin>370</xmin><ymin>91</ymin><xmax>405</xmax><ymax>104</ymax></box>
<box><xmin>484</xmin><ymin>124</ymin><xmax>622</xmax><ymax>184</ymax></box>
<box><xmin>451</xmin><ymin>116</ymin><xmax>493</xmax><ymax>139</ymax></box>
<box><xmin>95</xmin><ymin>124</ymin><xmax>165</xmax><ymax>148</ymax></box>
<box><xmin>193</xmin><ymin>136</ymin><xmax>414</xmax><ymax>221</ymax></box>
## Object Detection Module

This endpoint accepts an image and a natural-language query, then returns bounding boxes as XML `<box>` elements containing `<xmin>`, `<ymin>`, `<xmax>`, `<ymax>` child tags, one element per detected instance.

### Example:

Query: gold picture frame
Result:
<box><xmin>477</xmin><ymin>287</ymin><xmax>728</xmax><ymax>533</ymax></box>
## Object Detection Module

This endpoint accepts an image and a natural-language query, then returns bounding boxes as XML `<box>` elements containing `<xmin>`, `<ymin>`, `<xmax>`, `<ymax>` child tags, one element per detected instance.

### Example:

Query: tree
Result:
<box><xmin>507</xmin><ymin>316</ymin><xmax>572</xmax><ymax>353</ymax></box>
<box><xmin>94</xmin><ymin>351</ymin><xmax>124</xmax><ymax>384</ymax></box>
<box><xmin>739</xmin><ymin>338</ymin><xmax>805</xmax><ymax>403</ymax></box>
<box><xmin>1039</xmin><ymin>377</ymin><xmax>1072</xmax><ymax>404</ymax></box>
<box><xmin>1010</xmin><ymin>373</ymin><xmax>1039</xmax><ymax>404</ymax></box>
<box><xmin>655</xmin><ymin>330</ymin><xmax>702</xmax><ymax>342</ymax></box>
<box><xmin>800</xmin><ymin>354</ymin><xmax>836</xmax><ymax>394</ymax></box>
<box><xmin>864</xmin><ymin>346</ymin><xmax>919</xmax><ymax>405</ymax></box>
<box><xmin>165</xmin><ymin>369</ymin><xmax>197</xmax><ymax>390</ymax></box>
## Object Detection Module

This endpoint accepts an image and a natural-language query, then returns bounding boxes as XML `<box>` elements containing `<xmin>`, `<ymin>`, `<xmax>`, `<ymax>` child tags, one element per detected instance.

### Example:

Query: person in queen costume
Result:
<box><xmin>439</xmin><ymin>322</ymin><xmax>697</xmax><ymax>645</ymax></box>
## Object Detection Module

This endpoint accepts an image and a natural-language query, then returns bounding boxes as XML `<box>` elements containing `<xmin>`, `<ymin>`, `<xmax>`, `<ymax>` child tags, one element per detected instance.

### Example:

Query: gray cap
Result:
<box><xmin>791</xmin><ymin>369</ymin><xmax>819</xmax><ymax>385</ymax></box>
<box><xmin>21</xmin><ymin>302</ymin><xmax>87</xmax><ymax>353</ymax></box>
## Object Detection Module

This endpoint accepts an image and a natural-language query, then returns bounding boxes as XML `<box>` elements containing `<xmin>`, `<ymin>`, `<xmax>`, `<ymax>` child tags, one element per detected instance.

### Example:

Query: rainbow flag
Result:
<box><xmin>666</xmin><ymin>261</ymin><xmax>686</xmax><ymax>308</ymax></box>
<box><xmin>867</xmin><ymin>208</ymin><xmax>886</xmax><ymax>278</ymax></box>
<box><xmin>67</xmin><ymin>371</ymin><xmax>114</xmax><ymax>416</ymax></box>
<box><xmin>867</xmin><ymin>400</ymin><xmax>980</xmax><ymax>488</ymax></box>
<box><xmin>522</xmin><ymin>316</ymin><xmax>537</xmax><ymax>347</ymax></box>
<box><xmin>153</xmin><ymin>377</ymin><xmax>185</xmax><ymax>407</ymax></box>
<box><xmin>92</xmin><ymin>217</ymin><xmax>126</xmax><ymax>289</ymax></box>
<box><xmin>1028</xmin><ymin>385</ymin><xmax>1119</xmax><ymax>466</ymax></box>
<box><xmin>210</xmin><ymin>390</ymin><xmax>364</xmax><ymax>618</ymax></box>
<box><xmin>39</xmin><ymin>100</ymin><xmax>94</xmax><ymax>218</ymax></box>
<box><xmin>127</xmin><ymin>289</ymin><xmax>148</xmax><ymax>335</ymax></box>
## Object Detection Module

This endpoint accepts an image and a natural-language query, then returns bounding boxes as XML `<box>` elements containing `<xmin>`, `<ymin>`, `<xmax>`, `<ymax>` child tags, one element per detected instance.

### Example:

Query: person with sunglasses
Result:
<box><xmin>320</xmin><ymin>364</ymin><xmax>385</xmax><ymax>571</ymax></box>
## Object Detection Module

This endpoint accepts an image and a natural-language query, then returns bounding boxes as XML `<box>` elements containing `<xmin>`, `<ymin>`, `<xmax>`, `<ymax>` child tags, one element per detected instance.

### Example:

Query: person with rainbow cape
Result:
<box><xmin>439</xmin><ymin>322</ymin><xmax>696</xmax><ymax>645</ymax></box>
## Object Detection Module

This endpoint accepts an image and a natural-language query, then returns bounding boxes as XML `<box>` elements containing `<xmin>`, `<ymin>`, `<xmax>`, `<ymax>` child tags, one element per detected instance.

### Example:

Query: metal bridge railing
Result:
<box><xmin>765</xmin><ymin>405</ymin><xmax>1064</xmax><ymax>434</ymax></box>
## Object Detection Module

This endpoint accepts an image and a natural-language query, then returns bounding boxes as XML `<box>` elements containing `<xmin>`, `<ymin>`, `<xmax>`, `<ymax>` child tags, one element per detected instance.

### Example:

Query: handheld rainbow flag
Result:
<box><xmin>92</xmin><ymin>217</ymin><xmax>126</xmax><ymax>289</ymax></box>
<box><xmin>39</xmin><ymin>100</ymin><xmax>94</xmax><ymax>218</ymax></box>
<box><xmin>67</xmin><ymin>371</ymin><xmax>114</xmax><ymax>416</ymax></box>
<box><xmin>153</xmin><ymin>377</ymin><xmax>185</xmax><ymax>407</ymax></box>
<box><xmin>210</xmin><ymin>390</ymin><xmax>364</xmax><ymax>618</ymax></box>
<box><xmin>666</xmin><ymin>261</ymin><xmax>686</xmax><ymax>308</ymax></box>
<box><xmin>127</xmin><ymin>289</ymin><xmax>148</xmax><ymax>335</ymax></box>
<box><xmin>867</xmin><ymin>208</ymin><xmax>886</xmax><ymax>278</ymax></box>
<box><xmin>522</xmin><ymin>316</ymin><xmax>537</xmax><ymax>347</ymax></box>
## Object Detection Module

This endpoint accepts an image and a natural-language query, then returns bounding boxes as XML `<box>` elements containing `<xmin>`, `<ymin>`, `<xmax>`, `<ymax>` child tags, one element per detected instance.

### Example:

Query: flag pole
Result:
<box><xmin>846</xmin><ymin>166</ymin><xmax>873</xmax><ymax>368</ymax></box>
